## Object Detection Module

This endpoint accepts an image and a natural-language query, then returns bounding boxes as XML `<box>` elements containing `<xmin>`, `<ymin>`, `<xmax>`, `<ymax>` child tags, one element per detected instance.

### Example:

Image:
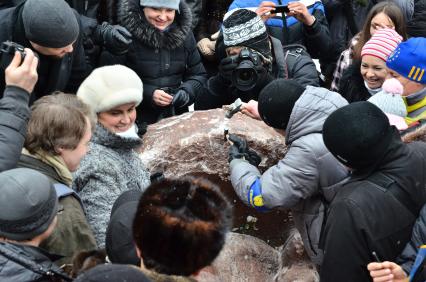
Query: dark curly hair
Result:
<box><xmin>133</xmin><ymin>176</ymin><xmax>232</xmax><ymax>276</ymax></box>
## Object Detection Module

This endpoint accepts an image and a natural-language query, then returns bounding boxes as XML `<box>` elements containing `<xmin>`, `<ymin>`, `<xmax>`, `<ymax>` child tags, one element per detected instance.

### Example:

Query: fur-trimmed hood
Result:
<box><xmin>402</xmin><ymin>123</ymin><xmax>426</xmax><ymax>143</ymax></box>
<box><xmin>116</xmin><ymin>0</ymin><xmax>192</xmax><ymax>49</ymax></box>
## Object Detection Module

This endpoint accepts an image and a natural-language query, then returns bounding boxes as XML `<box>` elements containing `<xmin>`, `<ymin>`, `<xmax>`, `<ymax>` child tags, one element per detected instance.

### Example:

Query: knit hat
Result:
<box><xmin>258</xmin><ymin>79</ymin><xmax>305</xmax><ymax>130</ymax></box>
<box><xmin>140</xmin><ymin>0</ymin><xmax>180</xmax><ymax>12</ymax></box>
<box><xmin>106</xmin><ymin>190</ymin><xmax>142</xmax><ymax>266</ymax></box>
<box><xmin>22</xmin><ymin>0</ymin><xmax>79</xmax><ymax>48</ymax></box>
<box><xmin>77</xmin><ymin>65</ymin><xmax>143</xmax><ymax>113</ymax></box>
<box><xmin>0</xmin><ymin>168</ymin><xmax>58</xmax><ymax>241</ymax></box>
<box><xmin>323</xmin><ymin>102</ymin><xmax>394</xmax><ymax>170</ymax></box>
<box><xmin>223</xmin><ymin>9</ymin><xmax>271</xmax><ymax>59</ymax></box>
<box><xmin>387</xmin><ymin>37</ymin><xmax>426</xmax><ymax>84</ymax></box>
<box><xmin>74</xmin><ymin>264</ymin><xmax>151</xmax><ymax>282</ymax></box>
<box><xmin>367</xmin><ymin>78</ymin><xmax>407</xmax><ymax>117</ymax></box>
<box><xmin>361</xmin><ymin>28</ymin><xmax>402</xmax><ymax>62</ymax></box>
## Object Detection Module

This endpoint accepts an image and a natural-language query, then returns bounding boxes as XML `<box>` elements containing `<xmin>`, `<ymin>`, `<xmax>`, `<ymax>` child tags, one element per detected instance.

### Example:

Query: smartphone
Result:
<box><xmin>274</xmin><ymin>5</ymin><xmax>290</xmax><ymax>14</ymax></box>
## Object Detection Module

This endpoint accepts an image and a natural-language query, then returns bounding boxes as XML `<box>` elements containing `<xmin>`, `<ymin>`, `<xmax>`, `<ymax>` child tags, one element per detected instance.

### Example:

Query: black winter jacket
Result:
<box><xmin>397</xmin><ymin>204</ymin><xmax>426</xmax><ymax>281</ymax></box>
<box><xmin>323</xmin><ymin>0</ymin><xmax>375</xmax><ymax>63</ymax></box>
<box><xmin>100</xmin><ymin>0</ymin><xmax>207</xmax><ymax>125</ymax></box>
<box><xmin>320</xmin><ymin>132</ymin><xmax>426</xmax><ymax>282</ymax></box>
<box><xmin>197</xmin><ymin>38</ymin><xmax>319</xmax><ymax>109</ymax></box>
<box><xmin>407</xmin><ymin>0</ymin><xmax>426</xmax><ymax>37</ymax></box>
<box><xmin>0</xmin><ymin>86</ymin><xmax>29</xmax><ymax>172</ymax></box>
<box><xmin>0</xmin><ymin>242</ymin><xmax>68</xmax><ymax>281</ymax></box>
<box><xmin>0</xmin><ymin>4</ymin><xmax>89</xmax><ymax>104</ymax></box>
<box><xmin>339</xmin><ymin>60</ymin><xmax>371</xmax><ymax>103</ymax></box>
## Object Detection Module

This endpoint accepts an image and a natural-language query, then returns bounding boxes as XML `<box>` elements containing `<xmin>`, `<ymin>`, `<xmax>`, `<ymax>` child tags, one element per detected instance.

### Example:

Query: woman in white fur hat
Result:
<box><xmin>73</xmin><ymin>65</ymin><xmax>151</xmax><ymax>247</ymax></box>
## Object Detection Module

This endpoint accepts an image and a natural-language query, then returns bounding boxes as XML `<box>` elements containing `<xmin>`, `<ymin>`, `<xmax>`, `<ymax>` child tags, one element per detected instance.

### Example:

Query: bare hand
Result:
<box><xmin>256</xmin><ymin>1</ymin><xmax>276</xmax><ymax>22</ymax></box>
<box><xmin>5</xmin><ymin>48</ymin><xmax>38</xmax><ymax>94</ymax></box>
<box><xmin>367</xmin><ymin>261</ymin><xmax>407</xmax><ymax>282</ymax></box>
<box><xmin>241</xmin><ymin>100</ymin><xmax>261</xmax><ymax>120</ymax></box>
<box><xmin>153</xmin><ymin>89</ymin><xmax>173</xmax><ymax>107</ymax></box>
<box><xmin>287</xmin><ymin>2</ymin><xmax>315</xmax><ymax>26</ymax></box>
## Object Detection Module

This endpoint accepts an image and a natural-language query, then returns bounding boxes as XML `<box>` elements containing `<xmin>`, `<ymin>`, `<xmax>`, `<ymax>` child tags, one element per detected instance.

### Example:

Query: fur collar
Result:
<box><xmin>402</xmin><ymin>123</ymin><xmax>426</xmax><ymax>143</ymax></box>
<box><xmin>92</xmin><ymin>123</ymin><xmax>142</xmax><ymax>150</ymax></box>
<box><xmin>117</xmin><ymin>0</ymin><xmax>192</xmax><ymax>49</ymax></box>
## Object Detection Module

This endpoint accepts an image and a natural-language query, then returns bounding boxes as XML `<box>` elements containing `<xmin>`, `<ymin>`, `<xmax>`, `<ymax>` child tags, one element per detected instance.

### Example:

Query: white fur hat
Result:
<box><xmin>77</xmin><ymin>65</ymin><xmax>143</xmax><ymax>113</ymax></box>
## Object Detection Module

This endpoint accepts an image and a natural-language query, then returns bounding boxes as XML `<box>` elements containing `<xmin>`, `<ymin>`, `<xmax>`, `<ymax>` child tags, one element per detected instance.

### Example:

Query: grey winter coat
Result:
<box><xmin>0</xmin><ymin>86</ymin><xmax>30</xmax><ymax>172</ymax></box>
<box><xmin>73</xmin><ymin>124</ymin><xmax>151</xmax><ymax>247</ymax></box>
<box><xmin>230</xmin><ymin>86</ymin><xmax>349</xmax><ymax>264</ymax></box>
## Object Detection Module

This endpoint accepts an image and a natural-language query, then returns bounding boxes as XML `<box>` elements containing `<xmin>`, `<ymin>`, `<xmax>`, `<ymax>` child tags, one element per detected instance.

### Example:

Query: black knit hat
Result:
<box><xmin>74</xmin><ymin>264</ymin><xmax>151</xmax><ymax>282</ymax></box>
<box><xmin>258</xmin><ymin>79</ymin><xmax>305</xmax><ymax>130</ymax></box>
<box><xmin>106</xmin><ymin>190</ymin><xmax>142</xmax><ymax>266</ymax></box>
<box><xmin>323</xmin><ymin>102</ymin><xmax>394</xmax><ymax>170</ymax></box>
<box><xmin>223</xmin><ymin>9</ymin><xmax>271</xmax><ymax>59</ymax></box>
<box><xmin>0</xmin><ymin>168</ymin><xmax>58</xmax><ymax>241</ymax></box>
<box><xmin>22</xmin><ymin>0</ymin><xmax>79</xmax><ymax>48</ymax></box>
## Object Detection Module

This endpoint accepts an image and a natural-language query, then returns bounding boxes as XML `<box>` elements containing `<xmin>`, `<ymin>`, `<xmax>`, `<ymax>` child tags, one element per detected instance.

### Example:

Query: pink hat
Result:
<box><xmin>361</xmin><ymin>28</ymin><xmax>403</xmax><ymax>62</ymax></box>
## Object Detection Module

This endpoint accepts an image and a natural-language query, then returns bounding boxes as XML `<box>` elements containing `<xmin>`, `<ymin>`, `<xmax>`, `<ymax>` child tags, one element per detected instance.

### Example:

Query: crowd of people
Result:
<box><xmin>0</xmin><ymin>0</ymin><xmax>426</xmax><ymax>281</ymax></box>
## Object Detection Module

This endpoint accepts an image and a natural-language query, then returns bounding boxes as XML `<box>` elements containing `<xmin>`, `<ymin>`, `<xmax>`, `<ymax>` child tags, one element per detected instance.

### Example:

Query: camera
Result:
<box><xmin>274</xmin><ymin>5</ymin><xmax>290</xmax><ymax>14</ymax></box>
<box><xmin>0</xmin><ymin>41</ymin><xmax>26</xmax><ymax>70</ymax></box>
<box><xmin>230</xmin><ymin>48</ymin><xmax>264</xmax><ymax>91</ymax></box>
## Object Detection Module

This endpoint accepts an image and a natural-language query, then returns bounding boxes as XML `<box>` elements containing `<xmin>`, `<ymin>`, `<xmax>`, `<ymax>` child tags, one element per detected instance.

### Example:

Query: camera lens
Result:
<box><xmin>232</xmin><ymin>60</ymin><xmax>258</xmax><ymax>91</ymax></box>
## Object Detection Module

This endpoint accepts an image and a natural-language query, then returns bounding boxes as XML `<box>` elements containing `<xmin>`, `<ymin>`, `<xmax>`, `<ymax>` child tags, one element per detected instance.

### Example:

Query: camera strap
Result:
<box><xmin>278</xmin><ymin>0</ymin><xmax>290</xmax><ymax>46</ymax></box>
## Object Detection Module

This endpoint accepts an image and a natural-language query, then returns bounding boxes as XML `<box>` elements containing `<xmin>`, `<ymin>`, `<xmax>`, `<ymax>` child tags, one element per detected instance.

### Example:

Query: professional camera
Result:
<box><xmin>231</xmin><ymin>48</ymin><xmax>264</xmax><ymax>91</ymax></box>
<box><xmin>0</xmin><ymin>41</ymin><xmax>26</xmax><ymax>70</ymax></box>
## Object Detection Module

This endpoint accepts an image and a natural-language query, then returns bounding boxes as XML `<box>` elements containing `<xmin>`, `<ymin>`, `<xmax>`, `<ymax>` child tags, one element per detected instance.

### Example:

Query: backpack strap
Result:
<box><xmin>367</xmin><ymin>172</ymin><xmax>418</xmax><ymax>216</ymax></box>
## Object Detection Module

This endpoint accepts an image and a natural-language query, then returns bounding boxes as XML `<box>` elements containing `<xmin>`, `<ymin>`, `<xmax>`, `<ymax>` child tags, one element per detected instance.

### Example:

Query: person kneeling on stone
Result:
<box><xmin>0</xmin><ymin>168</ymin><xmax>71</xmax><ymax>281</ymax></box>
<box><xmin>228</xmin><ymin>79</ymin><xmax>349</xmax><ymax>265</ymax></box>
<box><xmin>195</xmin><ymin>9</ymin><xmax>319</xmax><ymax>110</ymax></box>
<box><xmin>73</xmin><ymin>65</ymin><xmax>151</xmax><ymax>248</ymax></box>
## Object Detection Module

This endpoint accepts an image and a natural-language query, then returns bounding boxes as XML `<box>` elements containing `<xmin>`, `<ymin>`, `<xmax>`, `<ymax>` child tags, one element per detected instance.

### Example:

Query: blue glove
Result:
<box><xmin>172</xmin><ymin>89</ymin><xmax>191</xmax><ymax>109</ymax></box>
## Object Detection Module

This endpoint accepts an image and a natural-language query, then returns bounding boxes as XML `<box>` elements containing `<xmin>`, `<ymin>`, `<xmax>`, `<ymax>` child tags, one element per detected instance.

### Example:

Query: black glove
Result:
<box><xmin>172</xmin><ymin>89</ymin><xmax>191</xmax><ymax>109</ymax></box>
<box><xmin>227</xmin><ymin>134</ymin><xmax>261</xmax><ymax>166</ymax></box>
<box><xmin>95</xmin><ymin>22</ymin><xmax>132</xmax><ymax>55</ymax></box>
<box><xmin>218</xmin><ymin>56</ymin><xmax>238</xmax><ymax>81</ymax></box>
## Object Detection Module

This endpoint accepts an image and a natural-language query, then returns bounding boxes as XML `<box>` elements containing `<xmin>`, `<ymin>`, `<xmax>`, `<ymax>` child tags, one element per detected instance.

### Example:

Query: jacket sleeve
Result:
<box><xmin>397</xmin><ymin>204</ymin><xmax>426</xmax><ymax>274</ymax></box>
<box><xmin>303</xmin><ymin>9</ymin><xmax>333</xmax><ymax>60</ymax></box>
<box><xmin>180</xmin><ymin>33</ymin><xmax>207</xmax><ymax>103</ymax></box>
<box><xmin>287</xmin><ymin>48</ymin><xmax>320</xmax><ymax>87</ymax></box>
<box><xmin>230</xmin><ymin>140</ymin><xmax>320</xmax><ymax>209</ymax></box>
<box><xmin>320</xmin><ymin>198</ymin><xmax>373</xmax><ymax>282</ymax></box>
<box><xmin>0</xmin><ymin>86</ymin><xmax>30</xmax><ymax>172</ymax></box>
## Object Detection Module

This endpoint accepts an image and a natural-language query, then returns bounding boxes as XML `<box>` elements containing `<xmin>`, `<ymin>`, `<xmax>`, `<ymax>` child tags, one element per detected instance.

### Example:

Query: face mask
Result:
<box><xmin>116</xmin><ymin>124</ymin><xmax>139</xmax><ymax>139</ymax></box>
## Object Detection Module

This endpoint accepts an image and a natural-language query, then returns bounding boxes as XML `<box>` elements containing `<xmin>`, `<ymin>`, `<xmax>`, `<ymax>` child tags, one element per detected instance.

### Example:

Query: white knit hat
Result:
<box><xmin>140</xmin><ymin>0</ymin><xmax>180</xmax><ymax>12</ymax></box>
<box><xmin>77</xmin><ymin>65</ymin><xmax>143</xmax><ymax>113</ymax></box>
<box><xmin>367</xmin><ymin>78</ymin><xmax>407</xmax><ymax>117</ymax></box>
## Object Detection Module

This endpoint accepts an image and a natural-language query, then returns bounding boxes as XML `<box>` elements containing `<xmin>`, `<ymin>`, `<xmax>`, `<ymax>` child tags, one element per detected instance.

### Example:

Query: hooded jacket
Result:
<box><xmin>18</xmin><ymin>154</ymin><xmax>97</xmax><ymax>266</ymax></box>
<box><xmin>230</xmin><ymin>86</ymin><xmax>349</xmax><ymax>264</ymax></box>
<box><xmin>100</xmin><ymin>0</ymin><xmax>207</xmax><ymax>126</ymax></box>
<box><xmin>198</xmin><ymin>38</ymin><xmax>319</xmax><ymax>110</ymax></box>
<box><xmin>0</xmin><ymin>3</ymin><xmax>89</xmax><ymax>104</ymax></box>
<box><xmin>320</xmin><ymin>135</ymin><xmax>426</xmax><ymax>282</ymax></box>
<box><xmin>73</xmin><ymin>124</ymin><xmax>150</xmax><ymax>247</ymax></box>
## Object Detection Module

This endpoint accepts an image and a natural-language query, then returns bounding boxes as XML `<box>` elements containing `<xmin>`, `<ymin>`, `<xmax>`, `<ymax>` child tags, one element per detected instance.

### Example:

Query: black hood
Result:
<box><xmin>117</xmin><ymin>0</ymin><xmax>192</xmax><ymax>49</ymax></box>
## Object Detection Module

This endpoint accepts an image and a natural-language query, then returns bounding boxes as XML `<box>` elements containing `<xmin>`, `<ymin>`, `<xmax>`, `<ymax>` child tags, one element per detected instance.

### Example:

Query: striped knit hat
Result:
<box><xmin>361</xmin><ymin>28</ymin><xmax>402</xmax><ymax>62</ymax></box>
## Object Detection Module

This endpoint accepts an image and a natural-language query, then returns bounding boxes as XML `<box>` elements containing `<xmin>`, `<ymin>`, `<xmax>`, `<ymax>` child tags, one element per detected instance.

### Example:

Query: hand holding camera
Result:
<box><xmin>219</xmin><ymin>56</ymin><xmax>239</xmax><ymax>82</ymax></box>
<box><xmin>5</xmin><ymin>48</ymin><xmax>38</xmax><ymax>94</ymax></box>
